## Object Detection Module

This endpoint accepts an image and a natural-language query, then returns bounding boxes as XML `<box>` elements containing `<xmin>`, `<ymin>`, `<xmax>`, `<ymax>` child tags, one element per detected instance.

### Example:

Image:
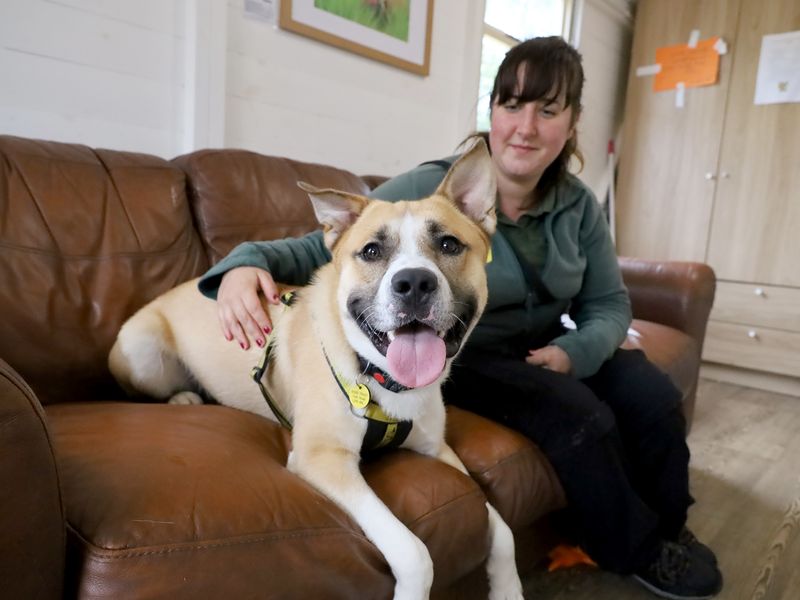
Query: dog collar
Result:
<box><xmin>356</xmin><ymin>356</ymin><xmax>411</xmax><ymax>393</ymax></box>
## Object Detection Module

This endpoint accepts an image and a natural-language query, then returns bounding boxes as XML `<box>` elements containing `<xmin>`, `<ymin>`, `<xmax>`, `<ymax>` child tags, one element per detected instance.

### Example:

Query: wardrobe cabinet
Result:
<box><xmin>616</xmin><ymin>0</ymin><xmax>800</xmax><ymax>395</ymax></box>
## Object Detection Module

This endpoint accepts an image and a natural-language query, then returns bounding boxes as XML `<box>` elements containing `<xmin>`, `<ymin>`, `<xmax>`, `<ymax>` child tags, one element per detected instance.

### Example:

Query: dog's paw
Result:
<box><xmin>389</xmin><ymin>535</ymin><xmax>433</xmax><ymax>600</ymax></box>
<box><xmin>487</xmin><ymin>562</ymin><xmax>523</xmax><ymax>600</ymax></box>
<box><xmin>488</xmin><ymin>584</ymin><xmax>524</xmax><ymax>600</ymax></box>
<box><xmin>168</xmin><ymin>391</ymin><xmax>204</xmax><ymax>406</ymax></box>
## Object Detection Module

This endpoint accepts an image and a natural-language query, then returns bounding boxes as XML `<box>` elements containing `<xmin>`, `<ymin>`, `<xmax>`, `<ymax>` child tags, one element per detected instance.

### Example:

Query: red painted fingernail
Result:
<box><xmin>263</xmin><ymin>326</ymin><xmax>271</xmax><ymax>334</ymax></box>
<box><xmin>256</xmin><ymin>338</ymin><xmax>264</xmax><ymax>347</ymax></box>
<box><xmin>272</xmin><ymin>294</ymin><xmax>279</xmax><ymax>302</ymax></box>
<box><xmin>240</xmin><ymin>342</ymin><xmax>247</xmax><ymax>350</ymax></box>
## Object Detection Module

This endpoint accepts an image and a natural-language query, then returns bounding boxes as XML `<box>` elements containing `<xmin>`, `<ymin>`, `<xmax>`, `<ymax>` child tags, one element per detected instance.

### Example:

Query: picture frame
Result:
<box><xmin>279</xmin><ymin>0</ymin><xmax>434</xmax><ymax>76</ymax></box>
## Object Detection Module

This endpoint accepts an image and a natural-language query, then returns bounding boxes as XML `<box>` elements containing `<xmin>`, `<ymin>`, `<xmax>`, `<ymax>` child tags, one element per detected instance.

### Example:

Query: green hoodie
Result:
<box><xmin>199</xmin><ymin>157</ymin><xmax>631</xmax><ymax>379</ymax></box>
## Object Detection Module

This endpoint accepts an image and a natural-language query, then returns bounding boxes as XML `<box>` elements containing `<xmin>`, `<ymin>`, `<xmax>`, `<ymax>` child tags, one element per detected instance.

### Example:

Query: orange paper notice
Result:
<box><xmin>654</xmin><ymin>37</ymin><xmax>721</xmax><ymax>92</ymax></box>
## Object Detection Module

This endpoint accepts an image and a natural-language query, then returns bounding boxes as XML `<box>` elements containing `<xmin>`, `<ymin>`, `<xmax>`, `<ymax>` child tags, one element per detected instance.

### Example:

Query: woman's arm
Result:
<box><xmin>550</xmin><ymin>195</ymin><xmax>632</xmax><ymax>379</ymax></box>
<box><xmin>197</xmin><ymin>230</ymin><xmax>330</xmax><ymax>348</ymax></box>
<box><xmin>198</xmin><ymin>231</ymin><xmax>330</xmax><ymax>299</ymax></box>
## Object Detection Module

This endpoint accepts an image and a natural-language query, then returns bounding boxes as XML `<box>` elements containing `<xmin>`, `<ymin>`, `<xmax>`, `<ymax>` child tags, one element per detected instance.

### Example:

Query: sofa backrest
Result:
<box><xmin>0</xmin><ymin>136</ymin><xmax>208</xmax><ymax>405</ymax></box>
<box><xmin>173</xmin><ymin>149</ymin><xmax>371</xmax><ymax>265</ymax></box>
<box><xmin>0</xmin><ymin>136</ymin><xmax>375</xmax><ymax>406</ymax></box>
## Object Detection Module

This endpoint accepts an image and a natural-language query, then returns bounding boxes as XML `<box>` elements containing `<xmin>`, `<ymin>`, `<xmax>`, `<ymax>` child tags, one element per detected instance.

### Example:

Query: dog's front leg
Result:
<box><xmin>289</xmin><ymin>448</ymin><xmax>433</xmax><ymax>600</ymax></box>
<box><xmin>436</xmin><ymin>444</ymin><xmax>524</xmax><ymax>600</ymax></box>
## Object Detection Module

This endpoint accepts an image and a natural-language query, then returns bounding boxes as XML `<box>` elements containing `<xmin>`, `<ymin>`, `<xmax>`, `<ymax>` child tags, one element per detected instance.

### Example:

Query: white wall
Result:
<box><xmin>0</xmin><ymin>0</ymin><xmax>187</xmax><ymax>158</ymax></box>
<box><xmin>0</xmin><ymin>0</ymin><xmax>484</xmax><ymax>174</ymax></box>
<box><xmin>0</xmin><ymin>0</ymin><xmax>633</xmax><ymax>186</ymax></box>
<box><xmin>223</xmin><ymin>0</ymin><xmax>484</xmax><ymax>175</ymax></box>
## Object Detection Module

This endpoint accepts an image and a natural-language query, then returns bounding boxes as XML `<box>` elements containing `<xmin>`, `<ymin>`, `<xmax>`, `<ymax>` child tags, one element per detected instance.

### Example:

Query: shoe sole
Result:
<box><xmin>632</xmin><ymin>574</ymin><xmax>720</xmax><ymax>600</ymax></box>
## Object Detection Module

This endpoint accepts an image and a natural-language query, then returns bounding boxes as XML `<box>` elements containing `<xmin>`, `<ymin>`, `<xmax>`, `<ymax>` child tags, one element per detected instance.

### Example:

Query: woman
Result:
<box><xmin>199</xmin><ymin>37</ymin><xmax>722</xmax><ymax>599</ymax></box>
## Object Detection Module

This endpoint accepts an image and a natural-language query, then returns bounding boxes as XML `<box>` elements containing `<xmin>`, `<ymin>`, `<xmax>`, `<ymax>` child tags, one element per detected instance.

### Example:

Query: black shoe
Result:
<box><xmin>678</xmin><ymin>527</ymin><xmax>718</xmax><ymax>567</ymax></box>
<box><xmin>633</xmin><ymin>541</ymin><xmax>722</xmax><ymax>600</ymax></box>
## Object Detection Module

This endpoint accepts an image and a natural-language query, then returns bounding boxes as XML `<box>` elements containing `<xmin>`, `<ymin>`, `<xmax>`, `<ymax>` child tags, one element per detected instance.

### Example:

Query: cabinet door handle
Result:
<box><xmin>747</xmin><ymin>330</ymin><xmax>759</xmax><ymax>339</ymax></box>
<box><xmin>705</xmin><ymin>172</ymin><xmax>717</xmax><ymax>180</ymax></box>
<box><xmin>720</xmin><ymin>171</ymin><xmax>730</xmax><ymax>179</ymax></box>
<box><xmin>754</xmin><ymin>287</ymin><xmax>765</xmax><ymax>297</ymax></box>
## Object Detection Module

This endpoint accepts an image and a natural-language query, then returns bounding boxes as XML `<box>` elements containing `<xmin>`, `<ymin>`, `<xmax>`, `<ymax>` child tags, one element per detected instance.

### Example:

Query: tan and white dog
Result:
<box><xmin>108</xmin><ymin>140</ymin><xmax>523</xmax><ymax>600</ymax></box>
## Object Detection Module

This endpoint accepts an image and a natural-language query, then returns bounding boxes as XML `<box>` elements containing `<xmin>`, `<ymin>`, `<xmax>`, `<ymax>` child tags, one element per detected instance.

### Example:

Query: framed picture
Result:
<box><xmin>279</xmin><ymin>0</ymin><xmax>434</xmax><ymax>76</ymax></box>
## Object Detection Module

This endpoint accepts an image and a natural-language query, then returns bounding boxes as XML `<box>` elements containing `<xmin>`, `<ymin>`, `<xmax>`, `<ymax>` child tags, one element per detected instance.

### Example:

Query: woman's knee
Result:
<box><xmin>538</xmin><ymin>381</ymin><xmax>618</xmax><ymax>456</ymax></box>
<box><xmin>587</xmin><ymin>350</ymin><xmax>682</xmax><ymax>426</ymax></box>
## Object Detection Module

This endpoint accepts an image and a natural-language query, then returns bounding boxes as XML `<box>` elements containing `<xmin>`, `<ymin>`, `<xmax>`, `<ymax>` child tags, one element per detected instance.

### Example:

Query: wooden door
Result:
<box><xmin>705</xmin><ymin>0</ymin><xmax>800</xmax><ymax>286</ymax></box>
<box><xmin>615</xmin><ymin>0</ymin><xmax>740</xmax><ymax>261</ymax></box>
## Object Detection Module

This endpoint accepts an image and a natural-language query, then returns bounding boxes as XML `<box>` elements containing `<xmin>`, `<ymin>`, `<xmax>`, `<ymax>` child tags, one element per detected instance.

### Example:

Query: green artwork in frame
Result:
<box><xmin>280</xmin><ymin>0</ymin><xmax>433</xmax><ymax>76</ymax></box>
<box><xmin>314</xmin><ymin>0</ymin><xmax>410</xmax><ymax>42</ymax></box>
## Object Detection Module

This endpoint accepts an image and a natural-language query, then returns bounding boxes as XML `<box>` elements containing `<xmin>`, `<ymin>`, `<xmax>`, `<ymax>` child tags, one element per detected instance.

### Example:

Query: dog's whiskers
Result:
<box><xmin>450</xmin><ymin>312</ymin><xmax>467</xmax><ymax>328</ymax></box>
<box><xmin>357</xmin><ymin>305</ymin><xmax>383</xmax><ymax>338</ymax></box>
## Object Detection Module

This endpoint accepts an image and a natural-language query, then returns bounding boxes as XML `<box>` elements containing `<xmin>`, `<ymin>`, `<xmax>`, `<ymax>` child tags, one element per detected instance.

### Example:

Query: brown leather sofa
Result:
<box><xmin>0</xmin><ymin>135</ymin><xmax>716</xmax><ymax>600</ymax></box>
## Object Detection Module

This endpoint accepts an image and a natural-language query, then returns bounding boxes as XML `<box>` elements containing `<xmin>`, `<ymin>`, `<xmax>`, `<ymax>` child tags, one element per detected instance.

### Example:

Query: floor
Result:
<box><xmin>520</xmin><ymin>378</ymin><xmax>800</xmax><ymax>600</ymax></box>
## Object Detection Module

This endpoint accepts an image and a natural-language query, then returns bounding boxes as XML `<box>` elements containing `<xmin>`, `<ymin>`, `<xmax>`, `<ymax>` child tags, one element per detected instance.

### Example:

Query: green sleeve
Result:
<box><xmin>197</xmin><ymin>231</ymin><xmax>330</xmax><ymax>299</ymax></box>
<box><xmin>550</xmin><ymin>192</ymin><xmax>632</xmax><ymax>379</ymax></box>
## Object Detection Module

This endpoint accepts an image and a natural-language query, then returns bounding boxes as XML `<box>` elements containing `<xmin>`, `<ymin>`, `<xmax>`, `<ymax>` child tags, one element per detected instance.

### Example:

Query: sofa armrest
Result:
<box><xmin>618</xmin><ymin>257</ymin><xmax>716</xmax><ymax>352</ymax></box>
<box><xmin>0</xmin><ymin>358</ymin><xmax>65</xmax><ymax>599</ymax></box>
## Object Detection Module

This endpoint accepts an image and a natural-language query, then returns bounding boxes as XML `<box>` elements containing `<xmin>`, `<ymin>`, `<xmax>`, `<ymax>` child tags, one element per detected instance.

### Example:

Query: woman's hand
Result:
<box><xmin>217</xmin><ymin>267</ymin><xmax>280</xmax><ymax>350</ymax></box>
<box><xmin>526</xmin><ymin>345</ymin><xmax>572</xmax><ymax>374</ymax></box>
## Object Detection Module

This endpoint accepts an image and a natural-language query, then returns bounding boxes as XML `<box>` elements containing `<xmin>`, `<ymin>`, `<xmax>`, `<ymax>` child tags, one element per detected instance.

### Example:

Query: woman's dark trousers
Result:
<box><xmin>443</xmin><ymin>348</ymin><xmax>693</xmax><ymax>573</ymax></box>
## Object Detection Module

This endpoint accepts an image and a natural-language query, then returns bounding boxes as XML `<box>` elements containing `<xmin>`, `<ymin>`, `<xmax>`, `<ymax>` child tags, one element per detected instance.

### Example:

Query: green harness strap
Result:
<box><xmin>250</xmin><ymin>343</ymin><xmax>293</xmax><ymax>430</ymax></box>
<box><xmin>325</xmin><ymin>351</ymin><xmax>413</xmax><ymax>452</ymax></box>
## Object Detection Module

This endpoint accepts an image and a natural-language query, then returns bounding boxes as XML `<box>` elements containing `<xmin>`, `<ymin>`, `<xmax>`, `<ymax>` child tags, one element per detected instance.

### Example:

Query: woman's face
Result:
<box><xmin>489</xmin><ymin>69</ymin><xmax>576</xmax><ymax>189</ymax></box>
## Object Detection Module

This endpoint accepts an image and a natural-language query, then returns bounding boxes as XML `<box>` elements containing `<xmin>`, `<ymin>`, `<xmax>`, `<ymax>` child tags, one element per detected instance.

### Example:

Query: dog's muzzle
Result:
<box><xmin>348</xmin><ymin>268</ymin><xmax>477</xmax><ymax>389</ymax></box>
<box><xmin>390</xmin><ymin>268</ymin><xmax>438</xmax><ymax>319</ymax></box>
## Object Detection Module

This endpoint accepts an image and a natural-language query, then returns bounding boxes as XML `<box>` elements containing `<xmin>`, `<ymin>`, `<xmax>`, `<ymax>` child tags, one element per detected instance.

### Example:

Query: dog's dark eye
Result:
<box><xmin>360</xmin><ymin>243</ymin><xmax>382</xmax><ymax>262</ymax></box>
<box><xmin>440</xmin><ymin>236</ymin><xmax>464</xmax><ymax>255</ymax></box>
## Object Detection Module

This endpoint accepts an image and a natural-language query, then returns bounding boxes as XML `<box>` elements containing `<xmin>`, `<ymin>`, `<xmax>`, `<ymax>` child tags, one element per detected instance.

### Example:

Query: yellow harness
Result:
<box><xmin>250</xmin><ymin>292</ymin><xmax>412</xmax><ymax>452</ymax></box>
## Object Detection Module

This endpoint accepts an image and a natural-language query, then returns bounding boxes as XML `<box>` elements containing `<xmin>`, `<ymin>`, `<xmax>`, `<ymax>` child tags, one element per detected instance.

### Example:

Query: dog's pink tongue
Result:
<box><xmin>386</xmin><ymin>327</ymin><xmax>446</xmax><ymax>388</ymax></box>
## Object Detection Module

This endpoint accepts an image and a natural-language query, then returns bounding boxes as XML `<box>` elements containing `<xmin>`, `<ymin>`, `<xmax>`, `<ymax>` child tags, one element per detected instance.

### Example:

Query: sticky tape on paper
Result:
<box><xmin>688</xmin><ymin>29</ymin><xmax>701</xmax><ymax>48</ymax></box>
<box><xmin>636</xmin><ymin>64</ymin><xmax>662</xmax><ymax>77</ymax></box>
<box><xmin>676</xmin><ymin>82</ymin><xmax>686</xmax><ymax>108</ymax></box>
<box><xmin>714</xmin><ymin>37</ymin><xmax>728</xmax><ymax>55</ymax></box>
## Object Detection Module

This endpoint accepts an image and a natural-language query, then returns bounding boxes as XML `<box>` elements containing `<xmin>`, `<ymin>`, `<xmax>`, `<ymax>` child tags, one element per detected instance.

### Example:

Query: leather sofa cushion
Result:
<box><xmin>47</xmin><ymin>402</ymin><xmax>492</xmax><ymax>598</ymax></box>
<box><xmin>0</xmin><ymin>136</ymin><xmax>208</xmax><ymax>406</ymax></box>
<box><xmin>0</xmin><ymin>359</ymin><xmax>65</xmax><ymax>599</ymax></box>
<box><xmin>624</xmin><ymin>320</ymin><xmax>699</xmax><ymax>392</ymax></box>
<box><xmin>173</xmin><ymin>149</ymin><xmax>371</xmax><ymax>264</ymax></box>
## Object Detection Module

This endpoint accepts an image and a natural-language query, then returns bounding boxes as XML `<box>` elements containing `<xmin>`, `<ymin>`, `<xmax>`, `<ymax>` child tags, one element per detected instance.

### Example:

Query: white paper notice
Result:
<box><xmin>244</xmin><ymin>0</ymin><xmax>277</xmax><ymax>25</ymax></box>
<box><xmin>754</xmin><ymin>30</ymin><xmax>800</xmax><ymax>105</ymax></box>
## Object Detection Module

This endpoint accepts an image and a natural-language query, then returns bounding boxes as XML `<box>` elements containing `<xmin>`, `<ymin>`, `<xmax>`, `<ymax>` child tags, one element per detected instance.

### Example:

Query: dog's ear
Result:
<box><xmin>435</xmin><ymin>138</ymin><xmax>497</xmax><ymax>236</ymax></box>
<box><xmin>298</xmin><ymin>182</ymin><xmax>370</xmax><ymax>249</ymax></box>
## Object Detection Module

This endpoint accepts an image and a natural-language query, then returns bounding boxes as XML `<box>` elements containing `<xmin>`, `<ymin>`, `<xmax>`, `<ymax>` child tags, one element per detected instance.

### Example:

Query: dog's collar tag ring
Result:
<box><xmin>280</xmin><ymin>291</ymin><xmax>297</xmax><ymax>306</ymax></box>
<box><xmin>346</xmin><ymin>382</ymin><xmax>370</xmax><ymax>409</ymax></box>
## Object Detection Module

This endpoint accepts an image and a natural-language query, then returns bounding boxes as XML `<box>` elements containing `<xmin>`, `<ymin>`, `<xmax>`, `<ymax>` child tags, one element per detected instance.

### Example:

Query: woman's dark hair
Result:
<box><xmin>467</xmin><ymin>36</ymin><xmax>585</xmax><ymax>195</ymax></box>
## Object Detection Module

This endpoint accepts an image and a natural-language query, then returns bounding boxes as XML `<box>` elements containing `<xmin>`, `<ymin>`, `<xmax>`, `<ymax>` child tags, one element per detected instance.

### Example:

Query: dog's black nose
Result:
<box><xmin>391</xmin><ymin>268</ymin><xmax>438</xmax><ymax>309</ymax></box>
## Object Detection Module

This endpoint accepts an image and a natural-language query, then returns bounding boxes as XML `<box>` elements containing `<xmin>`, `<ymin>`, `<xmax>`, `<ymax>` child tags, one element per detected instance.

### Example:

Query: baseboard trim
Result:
<box><xmin>701</xmin><ymin>362</ymin><xmax>800</xmax><ymax>397</ymax></box>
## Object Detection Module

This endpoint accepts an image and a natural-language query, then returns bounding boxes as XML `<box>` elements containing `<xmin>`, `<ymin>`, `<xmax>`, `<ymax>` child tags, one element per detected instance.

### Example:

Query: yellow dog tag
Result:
<box><xmin>346</xmin><ymin>383</ymin><xmax>371</xmax><ymax>409</ymax></box>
